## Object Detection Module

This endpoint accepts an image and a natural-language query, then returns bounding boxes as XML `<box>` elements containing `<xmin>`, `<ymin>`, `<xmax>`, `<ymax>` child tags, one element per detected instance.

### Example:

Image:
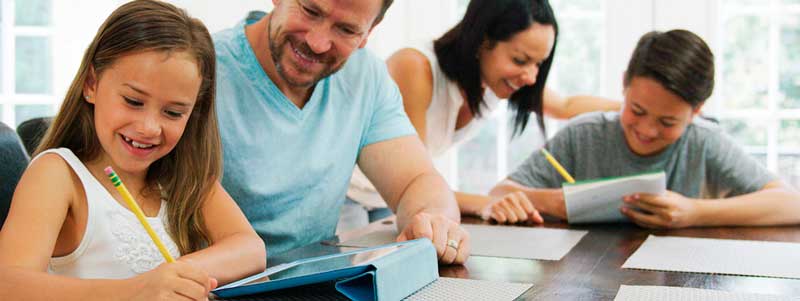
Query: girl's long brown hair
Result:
<box><xmin>35</xmin><ymin>0</ymin><xmax>219</xmax><ymax>254</ymax></box>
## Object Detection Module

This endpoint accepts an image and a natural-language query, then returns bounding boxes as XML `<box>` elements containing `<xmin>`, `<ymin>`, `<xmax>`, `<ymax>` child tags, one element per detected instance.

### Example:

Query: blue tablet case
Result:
<box><xmin>213</xmin><ymin>238</ymin><xmax>439</xmax><ymax>301</ymax></box>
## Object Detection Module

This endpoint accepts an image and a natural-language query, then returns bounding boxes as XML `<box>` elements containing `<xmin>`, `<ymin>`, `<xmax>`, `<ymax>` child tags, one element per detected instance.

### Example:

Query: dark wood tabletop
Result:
<box><xmin>221</xmin><ymin>217</ymin><xmax>800</xmax><ymax>300</ymax></box>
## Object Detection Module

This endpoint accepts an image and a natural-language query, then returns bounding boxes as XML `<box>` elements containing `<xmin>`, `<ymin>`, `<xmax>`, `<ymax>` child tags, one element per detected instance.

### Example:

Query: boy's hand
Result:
<box><xmin>479</xmin><ymin>192</ymin><xmax>544</xmax><ymax>224</ymax></box>
<box><xmin>620</xmin><ymin>191</ymin><xmax>698</xmax><ymax>228</ymax></box>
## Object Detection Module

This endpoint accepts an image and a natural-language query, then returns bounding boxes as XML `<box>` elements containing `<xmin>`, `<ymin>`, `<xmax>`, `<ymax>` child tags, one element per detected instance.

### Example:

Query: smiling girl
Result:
<box><xmin>0</xmin><ymin>1</ymin><xmax>265</xmax><ymax>300</ymax></box>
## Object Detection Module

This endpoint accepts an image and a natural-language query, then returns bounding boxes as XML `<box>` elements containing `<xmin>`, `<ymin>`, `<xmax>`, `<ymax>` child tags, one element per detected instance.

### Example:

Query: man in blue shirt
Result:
<box><xmin>214</xmin><ymin>0</ymin><xmax>470</xmax><ymax>264</ymax></box>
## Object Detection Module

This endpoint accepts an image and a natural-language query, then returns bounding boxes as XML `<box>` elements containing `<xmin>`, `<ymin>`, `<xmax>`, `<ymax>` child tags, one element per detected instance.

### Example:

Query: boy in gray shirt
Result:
<box><xmin>485</xmin><ymin>30</ymin><xmax>800</xmax><ymax>228</ymax></box>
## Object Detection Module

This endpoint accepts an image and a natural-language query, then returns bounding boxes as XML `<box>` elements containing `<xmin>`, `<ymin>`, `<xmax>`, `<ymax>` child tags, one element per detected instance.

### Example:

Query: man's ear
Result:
<box><xmin>83</xmin><ymin>66</ymin><xmax>98</xmax><ymax>104</ymax></box>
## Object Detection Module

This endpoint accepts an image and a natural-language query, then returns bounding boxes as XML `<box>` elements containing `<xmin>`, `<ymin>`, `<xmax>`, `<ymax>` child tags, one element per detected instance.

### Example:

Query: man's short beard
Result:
<box><xmin>267</xmin><ymin>17</ymin><xmax>346</xmax><ymax>88</ymax></box>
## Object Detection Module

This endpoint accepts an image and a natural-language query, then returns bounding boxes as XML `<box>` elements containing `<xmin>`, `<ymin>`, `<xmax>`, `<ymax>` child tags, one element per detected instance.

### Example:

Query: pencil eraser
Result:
<box><xmin>104</xmin><ymin>166</ymin><xmax>114</xmax><ymax>176</ymax></box>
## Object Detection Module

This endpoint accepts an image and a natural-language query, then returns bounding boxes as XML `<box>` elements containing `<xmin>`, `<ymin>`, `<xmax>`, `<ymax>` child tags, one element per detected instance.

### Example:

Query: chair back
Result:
<box><xmin>0</xmin><ymin>122</ymin><xmax>29</xmax><ymax>228</ymax></box>
<box><xmin>16</xmin><ymin>116</ymin><xmax>53</xmax><ymax>156</ymax></box>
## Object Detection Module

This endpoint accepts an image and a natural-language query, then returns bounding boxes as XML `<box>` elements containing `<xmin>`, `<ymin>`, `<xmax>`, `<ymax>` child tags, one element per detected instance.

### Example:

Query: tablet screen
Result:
<box><xmin>240</xmin><ymin>243</ymin><xmax>405</xmax><ymax>286</ymax></box>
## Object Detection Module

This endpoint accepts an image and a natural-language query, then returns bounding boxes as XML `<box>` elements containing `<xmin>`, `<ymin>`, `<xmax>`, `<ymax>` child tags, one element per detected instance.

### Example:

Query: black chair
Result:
<box><xmin>0</xmin><ymin>122</ymin><xmax>29</xmax><ymax>228</ymax></box>
<box><xmin>16</xmin><ymin>116</ymin><xmax>52</xmax><ymax>156</ymax></box>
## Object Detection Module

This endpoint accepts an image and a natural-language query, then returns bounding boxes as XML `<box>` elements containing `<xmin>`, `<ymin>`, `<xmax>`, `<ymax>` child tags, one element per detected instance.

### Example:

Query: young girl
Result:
<box><xmin>491</xmin><ymin>29</ymin><xmax>800</xmax><ymax>227</ymax></box>
<box><xmin>341</xmin><ymin>0</ymin><xmax>620</xmax><ymax>230</ymax></box>
<box><xmin>0</xmin><ymin>1</ymin><xmax>265</xmax><ymax>300</ymax></box>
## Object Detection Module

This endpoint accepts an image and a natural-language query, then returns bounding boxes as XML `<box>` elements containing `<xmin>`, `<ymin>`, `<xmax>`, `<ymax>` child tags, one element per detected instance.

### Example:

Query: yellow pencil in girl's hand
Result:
<box><xmin>541</xmin><ymin>148</ymin><xmax>576</xmax><ymax>184</ymax></box>
<box><xmin>104</xmin><ymin>166</ymin><xmax>175</xmax><ymax>263</ymax></box>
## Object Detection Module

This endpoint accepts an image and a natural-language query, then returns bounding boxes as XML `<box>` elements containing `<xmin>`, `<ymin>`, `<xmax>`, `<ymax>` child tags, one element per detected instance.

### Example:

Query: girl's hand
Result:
<box><xmin>127</xmin><ymin>261</ymin><xmax>218</xmax><ymax>301</ymax></box>
<box><xmin>621</xmin><ymin>191</ymin><xmax>698</xmax><ymax>229</ymax></box>
<box><xmin>480</xmin><ymin>192</ymin><xmax>544</xmax><ymax>224</ymax></box>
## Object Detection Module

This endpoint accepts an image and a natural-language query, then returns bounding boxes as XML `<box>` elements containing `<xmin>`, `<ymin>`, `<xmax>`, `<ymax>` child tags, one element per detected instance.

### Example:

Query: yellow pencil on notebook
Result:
<box><xmin>541</xmin><ymin>148</ymin><xmax>576</xmax><ymax>184</ymax></box>
<box><xmin>104</xmin><ymin>166</ymin><xmax>175</xmax><ymax>263</ymax></box>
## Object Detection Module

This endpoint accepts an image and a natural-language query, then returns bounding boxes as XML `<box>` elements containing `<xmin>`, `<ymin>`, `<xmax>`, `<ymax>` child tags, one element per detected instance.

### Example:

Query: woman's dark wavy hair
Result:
<box><xmin>434</xmin><ymin>0</ymin><xmax>558</xmax><ymax>137</ymax></box>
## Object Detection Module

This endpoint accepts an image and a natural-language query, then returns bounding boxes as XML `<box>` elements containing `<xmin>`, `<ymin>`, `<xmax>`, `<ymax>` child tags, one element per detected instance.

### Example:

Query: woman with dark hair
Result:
<box><xmin>340</xmin><ymin>0</ymin><xmax>619</xmax><ymax>230</ymax></box>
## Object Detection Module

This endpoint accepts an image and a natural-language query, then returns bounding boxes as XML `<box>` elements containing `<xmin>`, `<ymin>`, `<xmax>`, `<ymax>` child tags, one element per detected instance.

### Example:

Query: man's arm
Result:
<box><xmin>357</xmin><ymin>135</ymin><xmax>469</xmax><ymax>264</ymax></box>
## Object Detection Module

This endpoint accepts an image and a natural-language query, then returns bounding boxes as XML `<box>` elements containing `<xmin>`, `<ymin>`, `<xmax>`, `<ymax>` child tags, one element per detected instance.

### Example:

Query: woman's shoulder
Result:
<box><xmin>386</xmin><ymin>48</ymin><xmax>433</xmax><ymax>92</ymax></box>
<box><xmin>386</xmin><ymin>48</ymin><xmax>435</xmax><ymax>106</ymax></box>
<box><xmin>387</xmin><ymin>48</ymin><xmax>434</xmax><ymax>76</ymax></box>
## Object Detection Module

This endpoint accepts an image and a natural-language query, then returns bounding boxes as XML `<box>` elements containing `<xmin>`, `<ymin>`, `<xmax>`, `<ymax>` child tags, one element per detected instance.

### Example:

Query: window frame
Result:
<box><xmin>0</xmin><ymin>0</ymin><xmax>56</xmax><ymax>127</ymax></box>
<box><xmin>715</xmin><ymin>0</ymin><xmax>800</xmax><ymax>178</ymax></box>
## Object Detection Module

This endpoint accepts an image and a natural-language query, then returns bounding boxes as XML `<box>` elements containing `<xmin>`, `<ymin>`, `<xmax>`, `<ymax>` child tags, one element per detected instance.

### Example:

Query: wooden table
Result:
<box><xmin>222</xmin><ymin>217</ymin><xmax>800</xmax><ymax>300</ymax></box>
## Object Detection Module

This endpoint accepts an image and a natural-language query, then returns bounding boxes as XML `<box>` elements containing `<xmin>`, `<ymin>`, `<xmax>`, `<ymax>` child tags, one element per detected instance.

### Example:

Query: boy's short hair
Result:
<box><xmin>623</xmin><ymin>29</ymin><xmax>714</xmax><ymax>108</ymax></box>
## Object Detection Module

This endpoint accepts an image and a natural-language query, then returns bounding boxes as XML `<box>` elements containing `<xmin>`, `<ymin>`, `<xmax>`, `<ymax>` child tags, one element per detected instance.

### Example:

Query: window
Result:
<box><xmin>0</xmin><ymin>0</ymin><xmax>55</xmax><ymax>127</ymax></box>
<box><xmin>454</xmin><ymin>0</ymin><xmax>800</xmax><ymax>193</ymax></box>
<box><xmin>455</xmin><ymin>0</ymin><xmax>606</xmax><ymax>193</ymax></box>
<box><xmin>717</xmin><ymin>0</ymin><xmax>800</xmax><ymax>187</ymax></box>
<box><xmin>1</xmin><ymin>1</ymin><xmax>272</xmax><ymax>129</ymax></box>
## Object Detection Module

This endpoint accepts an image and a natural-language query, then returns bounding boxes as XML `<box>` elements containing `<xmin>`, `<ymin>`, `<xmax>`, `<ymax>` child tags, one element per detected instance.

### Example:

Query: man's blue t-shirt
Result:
<box><xmin>213</xmin><ymin>14</ymin><xmax>415</xmax><ymax>255</ymax></box>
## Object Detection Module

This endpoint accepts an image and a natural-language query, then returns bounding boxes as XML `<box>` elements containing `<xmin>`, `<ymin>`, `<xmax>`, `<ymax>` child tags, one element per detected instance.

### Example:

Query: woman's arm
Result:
<box><xmin>543</xmin><ymin>88</ymin><xmax>621</xmax><ymax>119</ymax></box>
<box><xmin>177</xmin><ymin>181</ymin><xmax>266</xmax><ymax>285</ymax></box>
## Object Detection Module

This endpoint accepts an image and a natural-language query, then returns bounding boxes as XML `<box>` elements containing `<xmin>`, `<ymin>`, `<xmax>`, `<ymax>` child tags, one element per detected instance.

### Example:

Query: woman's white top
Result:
<box><xmin>347</xmin><ymin>42</ymin><xmax>501</xmax><ymax>208</ymax></box>
<box><xmin>39</xmin><ymin>148</ymin><xmax>180</xmax><ymax>279</ymax></box>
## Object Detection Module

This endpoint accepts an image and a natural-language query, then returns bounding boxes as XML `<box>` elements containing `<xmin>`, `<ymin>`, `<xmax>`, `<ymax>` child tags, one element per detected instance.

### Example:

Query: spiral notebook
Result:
<box><xmin>564</xmin><ymin>171</ymin><xmax>666</xmax><ymax>223</ymax></box>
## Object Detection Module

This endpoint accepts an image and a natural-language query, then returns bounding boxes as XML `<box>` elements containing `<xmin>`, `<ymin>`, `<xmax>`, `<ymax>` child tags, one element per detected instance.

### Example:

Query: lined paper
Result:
<box><xmin>339</xmin><ymin>224</ymin><xmax>587</xmax><ymax>260</ymax></box>
<box><xmin>623</xmin><ymin>235</ymin><xmax>800</xmax><ymax>279</ymax></box>
<box><xmin>404</xmin><ymin>277</ymin><xmax>531</xmax><ymax>301</ymax></box>
<box><xmin>614</xmin><ymin>285</ymin><xmax>798</xmax><ymax>301</ymax></box>
<box><xmin>565</xmin><ymin>171</ymin><xmax>665</xmax><ymax>223</ymax></box>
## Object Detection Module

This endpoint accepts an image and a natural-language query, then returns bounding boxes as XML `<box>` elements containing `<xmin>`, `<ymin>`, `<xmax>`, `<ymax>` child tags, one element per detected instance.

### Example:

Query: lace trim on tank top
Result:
<box><xmin>109</xmin><ymin>202</ymin><xmax>180</xmax><ymax>273</ymax></box>
<box><xmin>109</xmin><ymin>183</ymin><xmax>179</xmax><ymax>273</ymax></box>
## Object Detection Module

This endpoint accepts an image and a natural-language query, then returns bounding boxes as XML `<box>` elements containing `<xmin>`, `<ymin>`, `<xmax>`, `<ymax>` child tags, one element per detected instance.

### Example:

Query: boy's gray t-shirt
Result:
<box><xmin>509</xmin><ymin>112</ymin><xmax>775</xmax><ymax>198</ymax></box>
